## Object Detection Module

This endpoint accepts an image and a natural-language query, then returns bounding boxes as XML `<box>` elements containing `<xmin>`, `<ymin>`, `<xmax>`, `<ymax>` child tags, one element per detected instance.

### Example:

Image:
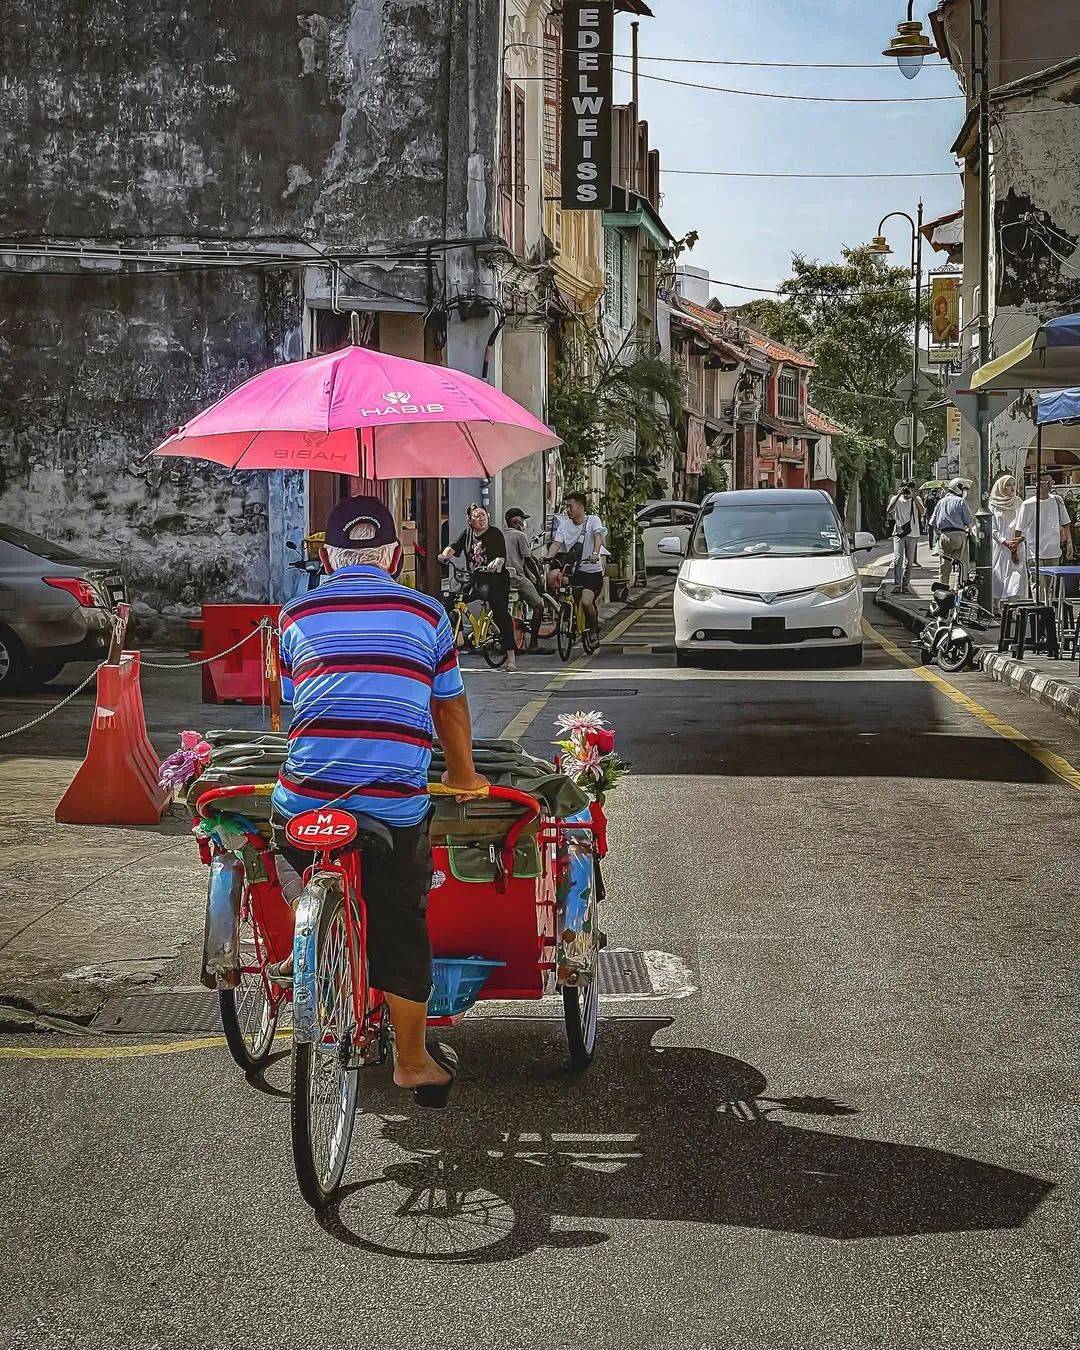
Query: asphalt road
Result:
<box><xmin>3</xmin><ymin>592</ymin><xmax>1080</xmax><ymax>1349</ymax></box>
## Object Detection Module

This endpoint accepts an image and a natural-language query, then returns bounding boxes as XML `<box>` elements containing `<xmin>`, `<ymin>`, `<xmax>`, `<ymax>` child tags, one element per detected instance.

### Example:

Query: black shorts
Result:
<box><xmin>273</xmin><ymin>813</ymin><xmax>434</xmax><ymax>1004</ymax></box>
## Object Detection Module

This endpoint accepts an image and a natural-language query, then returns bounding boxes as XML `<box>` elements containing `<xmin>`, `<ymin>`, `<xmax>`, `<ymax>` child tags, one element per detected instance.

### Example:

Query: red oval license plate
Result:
<box><xmin>284</xmin><ymin>808</ymin><xmax>359</xmax><ymax>851</ymax></box>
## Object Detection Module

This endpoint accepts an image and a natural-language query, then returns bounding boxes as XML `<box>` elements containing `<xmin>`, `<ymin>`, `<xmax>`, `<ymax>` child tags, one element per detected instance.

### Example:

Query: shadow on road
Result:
<box><xmin>313</xmin><ymin>1018</ymin><xmax>1053</xmax><ymax>1263</ymax></box>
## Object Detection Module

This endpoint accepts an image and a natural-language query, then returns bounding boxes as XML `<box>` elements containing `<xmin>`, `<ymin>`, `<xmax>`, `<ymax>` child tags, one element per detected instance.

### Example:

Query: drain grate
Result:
<box><xmin>91</xmin><ymin>987</ymin><xmax>229</xmax><ymax>1035</ymax></box>
<box><xmin>549</xmin><ymin>687</ymin><xmax>639</xmax><ymax>698</ymax></box>
<box><xmin>89</xmin><ymin>952</ymin><xmax>658</xmax><ymax>1034</ymax></box>
<box><xmin>597</xmin><ymin>948</ymin><xmax>653</xmax><ymax>997</ymax></box>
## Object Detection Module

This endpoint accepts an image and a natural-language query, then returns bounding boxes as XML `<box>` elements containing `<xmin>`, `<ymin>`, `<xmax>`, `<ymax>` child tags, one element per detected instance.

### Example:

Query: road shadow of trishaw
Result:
<box><xmin>313</xmin><ymin>1017</ymin><xmax>1053</xmax><ymax>1263</ymax></box>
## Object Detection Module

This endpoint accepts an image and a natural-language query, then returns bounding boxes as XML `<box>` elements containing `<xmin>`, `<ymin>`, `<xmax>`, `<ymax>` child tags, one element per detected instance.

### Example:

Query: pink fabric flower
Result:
<box><xmin>555</xmin><ymin>710</ymin><xmax>606</xmax><ymax>737</ymax></box>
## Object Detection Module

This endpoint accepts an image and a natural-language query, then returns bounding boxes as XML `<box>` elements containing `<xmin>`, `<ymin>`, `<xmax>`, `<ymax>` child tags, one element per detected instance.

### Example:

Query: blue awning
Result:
<box><xmin>1036</xmin><ymin>387</ymin><xmax>1080</xmax><ymax>426</ymax></box>
<box><xmin>1043</xmin><ymin>315</ymin><xmax>1080</xmax><ymax>349</ymax></box>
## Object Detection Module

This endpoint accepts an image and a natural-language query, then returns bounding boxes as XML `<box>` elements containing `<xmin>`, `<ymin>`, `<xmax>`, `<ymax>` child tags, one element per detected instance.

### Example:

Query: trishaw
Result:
<box><xmin>190</xmin><ymin>769</ymin><xmax>606</xmax><ymax>1210</ymax></box>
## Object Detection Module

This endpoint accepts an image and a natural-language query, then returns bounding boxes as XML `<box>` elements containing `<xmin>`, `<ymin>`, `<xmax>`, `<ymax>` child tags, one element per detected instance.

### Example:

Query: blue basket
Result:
<box><xmin>429</xmin><ymin>957</ymin><xmax>505</xmax><ymax>1017</ymax></box>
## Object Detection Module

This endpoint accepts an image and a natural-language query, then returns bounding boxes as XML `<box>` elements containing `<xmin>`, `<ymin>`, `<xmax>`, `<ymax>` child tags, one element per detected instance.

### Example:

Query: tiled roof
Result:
<box><xmin>668</xmin><ymin>295</ymin><xmax>767</xmax><ymax>368</ymax></box>
<box><xmin>806</xmin><ymin>405</ymin><xmax>846</xmax><ymax>436</ymax></box>
<box><xmin>738</xmin><ymin>327</ymin><xmax>815</xmax><ymax>370</ymax></box>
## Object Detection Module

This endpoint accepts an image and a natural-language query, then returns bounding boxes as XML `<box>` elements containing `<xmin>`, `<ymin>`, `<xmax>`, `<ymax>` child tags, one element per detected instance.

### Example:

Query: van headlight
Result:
<box><xmin>816</xmin><ymin>575</ymin><xmax>860</xmax><ymax>600</ymax></box>
<box><xmin>678</xmin><ymin>578</ymin><xmax>720</xmax><ymax>602</ymax></box>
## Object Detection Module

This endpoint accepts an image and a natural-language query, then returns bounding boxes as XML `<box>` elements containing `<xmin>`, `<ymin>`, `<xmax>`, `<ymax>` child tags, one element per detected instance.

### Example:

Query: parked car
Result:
<box><xmin>636</xmin><ymin>500</ymin><xmax>700</xmax><ymax>571</ymax></box>
<box><xmin>0</xmin><ymin>524</ymin><xmax>127</xmax><ymax>693</ymax></box>
<box><xmin>661</xmin><ymin>489</ymin><xmax>875</xmax><ymax>666</ymax></box>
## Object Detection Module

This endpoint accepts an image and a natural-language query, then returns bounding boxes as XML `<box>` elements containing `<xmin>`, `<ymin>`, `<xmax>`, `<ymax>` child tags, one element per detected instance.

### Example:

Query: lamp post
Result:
<box><xmin>884</xmin><ymin>0</ymin><xmax>993</xmax><ymax>608</ymax></box>
<box><xmin>870</xmin><ymin>201</ymin><xmax>924</xmax><ymax>483</ymax></box>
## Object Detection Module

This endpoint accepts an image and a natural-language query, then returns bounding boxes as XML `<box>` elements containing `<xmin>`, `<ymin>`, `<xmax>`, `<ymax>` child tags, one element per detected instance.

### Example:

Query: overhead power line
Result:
<box><xmin>612</xmin><ymin>66</ymin><xmax>964</xmax><ymax>103</ymax></box>
<box><xmin>664</xmin><ymin>168</ymin><xmax>959</xmax><ymax>179</ymax></box>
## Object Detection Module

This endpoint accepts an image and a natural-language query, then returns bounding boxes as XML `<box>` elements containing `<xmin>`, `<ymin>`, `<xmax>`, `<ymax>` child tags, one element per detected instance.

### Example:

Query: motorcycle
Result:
<box><xmin>914</xmin><ymin>573</ymin><xmax>990</xmax><ymax>673</ymax></box>
<box><xmin>286</xmin><ymin>537</ymin><xmax>325</xmax><ymax>591</ymax></box>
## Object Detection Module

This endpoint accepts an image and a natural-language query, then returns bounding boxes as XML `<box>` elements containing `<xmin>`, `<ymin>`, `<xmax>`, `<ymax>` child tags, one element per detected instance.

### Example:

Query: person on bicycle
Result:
<box><xmin>547</xmin><ymin>491</ymin><xmax>607</xmax><ymax>637</ymax></box>
<box><xmin>272</xmin><ymin>496</ymin><xmax>488</xmax><ymax>1107</ymax></box>
<box><xmin>439</xmin><ymin>503</ymin><xmax>517</xmax><ymax>672</ymax></box>
<box><xmin>503</xmin><ymin>507</ymin><xmax>554</xmax><ymax>654</ymax></box>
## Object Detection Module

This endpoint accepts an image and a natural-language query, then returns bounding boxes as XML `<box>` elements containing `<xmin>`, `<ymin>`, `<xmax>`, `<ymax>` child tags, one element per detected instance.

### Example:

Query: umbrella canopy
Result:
<box><xmin>152</xmin><ymin>345</ymin><xmax>560</xmax><ymax>478</ymax></box>
<box><xmin>1036</xmin><ymin>387</ymin><xmax>1080</xmax><ymax>426</ymax></box>
<box><xmin>970</xmin><ymin>314</ymin><xmax>1080</xmax><ymax>392</ymax></box>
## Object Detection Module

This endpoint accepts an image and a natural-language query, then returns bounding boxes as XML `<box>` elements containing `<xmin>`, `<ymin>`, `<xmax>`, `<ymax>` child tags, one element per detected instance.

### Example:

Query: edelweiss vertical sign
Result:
<box><xmin>560</xmin><ymin>2</ymin><xmax>614</xmax><ymax>210</ymax></box>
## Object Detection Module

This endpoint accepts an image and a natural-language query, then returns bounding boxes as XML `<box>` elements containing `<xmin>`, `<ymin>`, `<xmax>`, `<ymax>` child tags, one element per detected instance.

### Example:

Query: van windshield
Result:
<box><xmin>691</xmin><ymin>500</ymin><xmax>846</xmax><ymax>558</ymax></box>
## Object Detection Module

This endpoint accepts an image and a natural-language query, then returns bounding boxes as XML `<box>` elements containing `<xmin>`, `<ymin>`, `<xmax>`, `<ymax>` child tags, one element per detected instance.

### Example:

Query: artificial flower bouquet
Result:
<box><xmin>553</xmin><ymin>710</ymin><xmax>626</xmax><ymax>802</ymax></box>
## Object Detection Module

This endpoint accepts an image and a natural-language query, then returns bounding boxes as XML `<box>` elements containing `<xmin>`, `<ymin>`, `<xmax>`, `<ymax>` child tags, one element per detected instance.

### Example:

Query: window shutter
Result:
<box><xmin>543</xmin><ymin>18</ymin><xmax>561</xmax><ymax>175</ymax></box>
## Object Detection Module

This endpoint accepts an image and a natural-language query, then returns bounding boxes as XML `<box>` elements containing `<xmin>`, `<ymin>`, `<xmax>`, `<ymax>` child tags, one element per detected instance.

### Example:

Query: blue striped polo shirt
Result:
<box><xmin>272</xmin><ymin>565</ymin><xmax>465</xmax><ymax>827</ymax></box>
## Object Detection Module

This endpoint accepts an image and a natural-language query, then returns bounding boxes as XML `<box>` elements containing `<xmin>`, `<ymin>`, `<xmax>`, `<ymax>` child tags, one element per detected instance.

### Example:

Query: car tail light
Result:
<box><xmin>44</xmin><ymin>576</ymin><xmax>101</xmax><ymax>608</ymax></box>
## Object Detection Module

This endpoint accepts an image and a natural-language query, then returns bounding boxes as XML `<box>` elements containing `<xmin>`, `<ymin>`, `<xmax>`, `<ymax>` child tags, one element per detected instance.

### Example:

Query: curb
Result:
<box><xmin>872</xmin><ymin>584</ymin><xmax>926</xmax><ymax>635</ymax></box>
<box><xmin>979</xmin><ymin>650</ymin><xmax>1080</xmax><ymax>726</ymax></box>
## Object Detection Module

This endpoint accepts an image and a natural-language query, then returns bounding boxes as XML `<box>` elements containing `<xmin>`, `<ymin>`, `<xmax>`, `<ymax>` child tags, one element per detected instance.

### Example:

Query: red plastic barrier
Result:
<box><xmin>55</xmin><ymin>652</ymin><xmax>170</xmax><ymax>826</ymax></box>
<box><xmin>188</xmin><ymin>604</ymin><xmax>281</xmax><ymax>704</ymax></box>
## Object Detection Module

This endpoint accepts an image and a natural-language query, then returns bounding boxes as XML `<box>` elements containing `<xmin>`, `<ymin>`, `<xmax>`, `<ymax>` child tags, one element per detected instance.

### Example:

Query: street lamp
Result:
<box><xmin>882</xmin><ymin>2</ymin><xmax>935</xmax><ymax>80</ymax></box>
<box><xmin>884</xmin><ymin>0</ymin><xmax>993</xmax><ymax>610</ymax></box>
<box><xmin>869</xmin><ymin>204</ymin><xmax>925</xmax><ymax>483</ymax></box>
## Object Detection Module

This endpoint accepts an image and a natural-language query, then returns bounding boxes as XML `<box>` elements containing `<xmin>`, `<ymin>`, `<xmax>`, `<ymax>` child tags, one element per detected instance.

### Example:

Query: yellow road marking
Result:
<box><xmin>0</xmin><ymin>1035</ymin><xmax>229</xmax><ymax>1062</ymax></box>
<box><xmin>862</xmin><ymin>618</ymin><xmax>1080</xmax><ymax>792</ymax></box>
<box><xmin>498</xmin><ymin>652</ymin><xmax>591</xmax><ymax>740</ymax></box>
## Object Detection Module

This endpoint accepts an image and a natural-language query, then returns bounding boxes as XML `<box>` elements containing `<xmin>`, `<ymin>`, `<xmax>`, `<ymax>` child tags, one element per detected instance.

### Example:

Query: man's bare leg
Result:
<box><xmin>386</xmin><ymin>992</ymin><xmax>451</xmax><ymax>1088</ymax></box>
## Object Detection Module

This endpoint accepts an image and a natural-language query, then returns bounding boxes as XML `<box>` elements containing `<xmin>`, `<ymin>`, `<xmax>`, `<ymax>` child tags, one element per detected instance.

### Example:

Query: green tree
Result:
<box><xmin>550</xmin><ymin>332</ymin><xmax>683</xmax><ymax>566</ymax></box>
<box><xmin>738</xmin><ymin>246</ymin><xmax>943</xmax><ymax>531</ymax></box>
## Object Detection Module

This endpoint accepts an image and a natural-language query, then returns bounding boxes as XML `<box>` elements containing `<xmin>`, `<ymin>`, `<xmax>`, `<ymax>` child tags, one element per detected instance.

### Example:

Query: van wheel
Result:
<box><xmin>0</xmin><ymin>629</ymin><xmax>31</xmax><ymax>695</ymax></box>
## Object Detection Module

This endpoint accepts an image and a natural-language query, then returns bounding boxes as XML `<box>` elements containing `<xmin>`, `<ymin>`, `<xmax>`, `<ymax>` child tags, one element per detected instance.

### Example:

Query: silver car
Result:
<box><xmin>0</xmin><ymin>524</ymin><xmax>126</xmax><ymax>693</ymax></box>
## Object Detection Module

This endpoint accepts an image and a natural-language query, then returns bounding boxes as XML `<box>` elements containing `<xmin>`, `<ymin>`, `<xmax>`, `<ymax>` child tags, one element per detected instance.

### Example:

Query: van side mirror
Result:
<box><xmin>852</xmin><ymin>531</ymin><xmax>876</xmax><ymax>552</ymax></box>
<box><xmin>657</xmin><ymin>535</ymin><xmax>685</xmax><ymax>556</ymax></box>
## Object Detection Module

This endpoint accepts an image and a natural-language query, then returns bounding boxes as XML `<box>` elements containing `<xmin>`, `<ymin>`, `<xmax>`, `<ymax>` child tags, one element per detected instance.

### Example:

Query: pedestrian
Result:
<box><xmin>1015</xmin><ymin>472</ymin><xmax>1073</xmax><ymax>605</ymax></box>
<box><xmin>928</xmin><ymin>477</ymin><xmax>975</xmax><ymax>586</ymax></box>
<box><xmin>439</xmin><ymin>503</ymin><xmax>517</xmax><ymax>671</ymax></box>
<box><xmin>885</xmin><ymin>480</ymin><xmax>925</xmax><ymax>594</ymax></box>
<box><xmin>989</xmin><ymin>472</ymin><xmax>1025</xmax><ymax>612</ymax></box>
<box><xmin>503</xmin><ymin>507</ymin><xmax>554</xmax><ymax>653</ymax></box>
<box><xmin>547</xmin><ymin>490</ymin><xmax>607</xmax><ymax>636</ymax></box>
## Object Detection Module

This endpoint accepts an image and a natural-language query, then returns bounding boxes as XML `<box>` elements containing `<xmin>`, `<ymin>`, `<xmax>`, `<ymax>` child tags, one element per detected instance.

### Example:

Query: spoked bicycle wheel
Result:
<box><xmin>219</xmin><ymin>901</ymin><xmax>279</xmax><ymax>1073</ymax></box>
<box><xmin>562</xmin><ymin>857</ymin><xmax>602</xmax><ymax>1070</ymax></box>
<box><xmin>556</xmin><ymin>600</ymin><xmax>576</xmax><ymax>662</ymax></box>
<box><xmin>291</xmin><ymin>887</ymin><xmax>361</xmax><ymax>1209</ymax></box>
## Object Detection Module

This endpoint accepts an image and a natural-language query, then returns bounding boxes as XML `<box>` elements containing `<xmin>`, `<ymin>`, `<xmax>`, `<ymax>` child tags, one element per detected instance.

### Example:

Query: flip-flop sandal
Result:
<box><xmin>413</xmin><ymin>1042</ymin><xmax>458</xmax><ymax>1110</ymax></box>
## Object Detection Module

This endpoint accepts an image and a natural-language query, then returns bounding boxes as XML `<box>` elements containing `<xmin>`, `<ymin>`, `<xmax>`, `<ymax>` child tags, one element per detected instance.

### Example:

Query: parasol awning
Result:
<box><xmin>1036</xmin><ymin>387</ymin><xmax>1080</xmax><ymax>426</ymax></box>
<box><xmin>970</xmin><ymin>314</ymin><xmax>1080</xmax><ymax>392</ymax></box>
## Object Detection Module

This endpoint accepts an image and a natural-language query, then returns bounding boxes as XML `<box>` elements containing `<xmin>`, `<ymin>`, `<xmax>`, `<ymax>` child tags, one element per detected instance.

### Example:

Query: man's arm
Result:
<box><xmin>432</xmin><ymin>695</ymin><xmax>487</xmax><ymax>793</ymax></box>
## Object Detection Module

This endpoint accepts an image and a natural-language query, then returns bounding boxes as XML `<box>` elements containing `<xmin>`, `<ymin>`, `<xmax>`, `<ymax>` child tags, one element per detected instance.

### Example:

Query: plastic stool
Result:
<box><xmin>1001</xmin><ymin>601</ymin><xmax>1059</xmax><ymax>659</ymax></box>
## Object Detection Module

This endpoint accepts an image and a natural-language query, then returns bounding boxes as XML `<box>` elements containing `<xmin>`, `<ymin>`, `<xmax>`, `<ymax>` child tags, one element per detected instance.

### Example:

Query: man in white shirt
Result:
<box><xmin>885</xmin><ymin>481</ymin><xmax>925</xmax><ymax>594</ymax></box>
<box><xmin>547</xmin><ymin>491</ymin><xmax>607</xmax><ymax>634</ymax></box>
<box><xmin>1015</xmin><ymin>474</ymin><xmax>1073</xmax><ymax>603</ymax></box>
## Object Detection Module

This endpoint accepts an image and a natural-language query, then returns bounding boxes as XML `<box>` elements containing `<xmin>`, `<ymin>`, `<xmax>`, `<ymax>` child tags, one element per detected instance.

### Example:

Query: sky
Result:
<box><xmin>612</xmin><ymin>0</ymin><xmax>964</xmax><ymax>302</ymax></box>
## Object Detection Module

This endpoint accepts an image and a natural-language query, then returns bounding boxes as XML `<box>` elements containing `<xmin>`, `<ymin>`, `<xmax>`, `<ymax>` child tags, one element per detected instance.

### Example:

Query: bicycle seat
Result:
<box><xmin>352</xmin><ymin>813</ymin><xmax>394</xmax><ymax>855</ymax></box>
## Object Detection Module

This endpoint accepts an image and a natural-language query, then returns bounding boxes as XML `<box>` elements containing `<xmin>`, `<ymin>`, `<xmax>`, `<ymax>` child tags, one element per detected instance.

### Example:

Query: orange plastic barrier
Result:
<box><xmin>55</xmin><ymin>652</ymin><xmax>170</xmax><ymax>826</ymax></box>
<box><xmin>188</xmin><ymin>604</ymin><xmax>281</xmax><ymax>704</ymax></box>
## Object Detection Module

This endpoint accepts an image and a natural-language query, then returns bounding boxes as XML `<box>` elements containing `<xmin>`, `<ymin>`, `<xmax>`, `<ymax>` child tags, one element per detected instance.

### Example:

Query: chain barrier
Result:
<box><xmin>0</xmin><ymin>663</ymin><xmax>106</xmax><ymax>742</ymax></box>
<box><xmin>139</xmin><ymin>619</ymin><xmax>274</xmax><ymax>669</ymax></box>
<box><xmin>0</xmin><ymin>620</ymin><xmax>279</xmax><ymax>744</ymax></box>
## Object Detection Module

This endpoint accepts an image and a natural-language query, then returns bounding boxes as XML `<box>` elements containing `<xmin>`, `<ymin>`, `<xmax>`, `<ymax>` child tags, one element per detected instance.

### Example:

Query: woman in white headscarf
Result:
<box><xmin>989</xmin><ymin>472</ymin><xmax>1024</xmax><ymax>610</ymax></box>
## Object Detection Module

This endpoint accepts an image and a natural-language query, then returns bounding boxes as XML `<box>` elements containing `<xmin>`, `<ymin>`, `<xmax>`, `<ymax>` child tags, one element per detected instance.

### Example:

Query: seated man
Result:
<box><xmin>271</xmin><ymin>496</ymin><xmax>487</xmax><ymax>1107</ymax></box>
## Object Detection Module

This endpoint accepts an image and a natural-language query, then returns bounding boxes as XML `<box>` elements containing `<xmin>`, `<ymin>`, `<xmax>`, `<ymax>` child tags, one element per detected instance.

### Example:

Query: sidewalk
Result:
<box><xmin>871</xmin><ymin>558</ymin><xmax>1080</xmax><ymax>727</ymax></box>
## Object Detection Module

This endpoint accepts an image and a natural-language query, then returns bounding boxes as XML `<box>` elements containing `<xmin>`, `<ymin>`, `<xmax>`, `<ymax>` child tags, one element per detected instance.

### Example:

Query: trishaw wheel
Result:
<box><xmin>219</xmin><ymin>906</ymin><xmax>278</xmax><ymax>1072</ymax></box>
<box><xmin>563</xmin><ymin>981</ymin><xmax>599</xmax><ymax>1070</ymax></box>
<box><xmin>556</xmin><ymin>603</ymin><xmax>575</xmax><ymax>662</ymax></box>
<box><xmin>291</xmin><ymin>889</ymin><xmax>361</xmax><ymax>1210</ymax></box>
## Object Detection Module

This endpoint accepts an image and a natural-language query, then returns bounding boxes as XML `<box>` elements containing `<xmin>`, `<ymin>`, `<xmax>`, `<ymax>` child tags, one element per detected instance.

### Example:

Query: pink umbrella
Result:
<box><xmin>152</xmin><ymin>345</ymin><xmax>560</xmax><ymax>478</ymax></box>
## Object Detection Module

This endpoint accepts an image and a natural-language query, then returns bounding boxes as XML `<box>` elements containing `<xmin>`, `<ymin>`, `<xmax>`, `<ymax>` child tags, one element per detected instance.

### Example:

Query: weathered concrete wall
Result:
<box><xmin>0</xmin><ymin>0</ymin><xmax>500</xmax><ymax>247</ymax></box>
<box><xmin>0</xmin><ymin>0</ymin><xmax>504</xmax><ymax>632</ymax></box>
<box><xmin>0</xmin><ymin>268</ymin><xmax>301</xmax><ymax>635</ymax></box>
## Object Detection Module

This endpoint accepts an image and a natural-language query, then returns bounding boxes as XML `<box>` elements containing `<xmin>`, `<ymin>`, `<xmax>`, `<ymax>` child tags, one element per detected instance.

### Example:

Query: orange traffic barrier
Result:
<box><xmin>188</xmin><ymin>604</ymin><xmax>281</xmax><ymax>704</ymax></box>
<box><xmin>55</xmin><ymin>651</ymin><xmax>169</xmax><ymax>826</ymax></box>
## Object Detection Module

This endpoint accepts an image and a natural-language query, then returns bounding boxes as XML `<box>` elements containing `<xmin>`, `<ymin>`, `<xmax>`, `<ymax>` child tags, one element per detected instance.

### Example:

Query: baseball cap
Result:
<box><xmin>324</xmin><ymin>495</ymin><xmax>398</xmax><ymax>548</ymax></box>
<box><xmin>504</xmin><ymin>507</ymin><xmax>529</xmax><ymax>525</ymax></box>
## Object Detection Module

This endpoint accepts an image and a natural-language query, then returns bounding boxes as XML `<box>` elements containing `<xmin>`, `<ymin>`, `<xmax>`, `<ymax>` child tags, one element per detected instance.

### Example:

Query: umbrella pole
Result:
<box><xmin>1034</xmin><ymin>425</ymin><xmax>1043</xmax><ymax>602</ymax></box>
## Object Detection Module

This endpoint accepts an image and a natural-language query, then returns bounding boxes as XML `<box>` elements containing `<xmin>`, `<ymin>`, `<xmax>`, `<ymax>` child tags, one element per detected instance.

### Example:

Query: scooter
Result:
<box><xmin>914</xmin><ymin>573</ymin><xmax>987</xmax><ymax>672</ymax></box>
<box><xmin>286</xmin><ymin>538</ymin><xmax>325</xmax><ymax>591</ymax></box>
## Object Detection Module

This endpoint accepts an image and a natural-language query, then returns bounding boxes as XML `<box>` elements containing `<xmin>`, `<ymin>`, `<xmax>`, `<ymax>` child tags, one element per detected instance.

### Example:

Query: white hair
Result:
<box><xmin>325</xmin><ymin>519</ymin><xmax>396</xmax><ymax>572</ymax></box>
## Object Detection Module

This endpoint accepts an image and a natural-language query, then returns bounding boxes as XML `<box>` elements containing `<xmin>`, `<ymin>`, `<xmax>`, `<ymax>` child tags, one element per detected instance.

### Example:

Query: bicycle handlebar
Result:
<box><xmin>193</xmin><ymin>784</ymin><xmax>275</xmax><ymax>852</ymax></box>
<box><xmin>429</xmin><ymin>782</ymin><xmax>542</xmax><ymax>876</ymax></box>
